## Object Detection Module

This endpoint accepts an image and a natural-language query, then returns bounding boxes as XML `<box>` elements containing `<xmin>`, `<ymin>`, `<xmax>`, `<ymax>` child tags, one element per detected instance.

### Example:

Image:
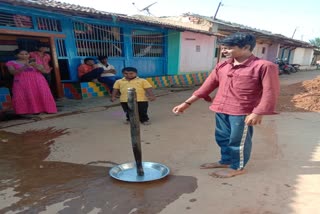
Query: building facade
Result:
<box><xmin>0</xmin><ymin>0</ymin><xmax>216</xmax><ymax>107</ymax></box>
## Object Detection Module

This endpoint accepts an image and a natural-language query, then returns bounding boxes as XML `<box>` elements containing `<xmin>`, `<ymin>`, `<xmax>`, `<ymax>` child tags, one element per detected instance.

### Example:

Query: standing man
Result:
<box><xmin>172</xmin><ymin>32</ymin><xmax>280</xmax><ymax>178</ymax></box>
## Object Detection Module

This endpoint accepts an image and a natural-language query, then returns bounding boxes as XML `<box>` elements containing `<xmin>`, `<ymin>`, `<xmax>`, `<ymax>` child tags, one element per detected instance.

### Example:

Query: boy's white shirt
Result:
<box><xmin>97</xmin><ymin>63</ymin><xmax>116</xmax><ymax>77</ymax></box>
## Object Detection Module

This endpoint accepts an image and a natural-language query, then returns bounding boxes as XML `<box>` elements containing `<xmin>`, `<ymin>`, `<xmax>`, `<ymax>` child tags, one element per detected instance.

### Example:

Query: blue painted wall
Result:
<box><xmin>0</xmin><ymin>3</ymin><xmax>168</xmax><ymax>81</ymax></box>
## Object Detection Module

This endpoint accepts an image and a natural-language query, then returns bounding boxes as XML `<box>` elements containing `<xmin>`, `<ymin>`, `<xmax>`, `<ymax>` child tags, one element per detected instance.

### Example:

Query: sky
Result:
<box><xmin>58</xmin><ymin>0</ymin><xmax>320</xmax><ymax>42</ymax></box>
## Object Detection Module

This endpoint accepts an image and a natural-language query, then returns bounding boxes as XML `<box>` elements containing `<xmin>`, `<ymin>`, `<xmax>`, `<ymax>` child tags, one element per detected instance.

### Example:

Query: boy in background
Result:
<box><xmin>111</xmin><ymin>67</ymin><xmax>156</xmax><ymax>125</ymax></box>
<box><xmin>96</xmin><ymin>56</ymin><xmax>120</xmax><ymax>92</ymax></box>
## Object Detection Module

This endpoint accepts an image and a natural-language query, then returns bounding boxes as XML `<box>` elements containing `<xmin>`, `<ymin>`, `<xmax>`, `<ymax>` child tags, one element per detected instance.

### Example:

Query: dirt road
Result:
<box><xmin>0</xmin><ymin>71</ymin><xmax>319</xmax><ymax>214</ymax></box>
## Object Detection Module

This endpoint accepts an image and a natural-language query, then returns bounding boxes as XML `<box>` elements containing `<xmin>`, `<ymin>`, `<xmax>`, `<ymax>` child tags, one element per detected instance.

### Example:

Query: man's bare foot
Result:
<box><xmin>200</xmin><ymin>162</ymin><xmax>230</xmax><ymax>169</ymax></box>
<box><xmin>208</xmin><ymin>168</ymin><xmax>246</xmax><ymax>178</ymax></box>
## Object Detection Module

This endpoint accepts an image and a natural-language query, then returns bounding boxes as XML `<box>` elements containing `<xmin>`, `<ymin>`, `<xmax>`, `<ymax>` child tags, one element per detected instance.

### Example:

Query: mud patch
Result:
<box><xmin>291</xmin><ymin>76</ymin><xmax>320</xmax><ymax>111</ymax></box>
<box><xmin>277</xmin><ymin>76</ymin><xmax>320</xmax><ymax>112</ymax></box>
<box><xmin>277</xmin><ymin>82</ymin><xmax>308</xmax><ymax>112</ymax></box>
<box><xmin>0</xmin><ymin>128</ymin><xmax>197</xmax><ymax>214</ymax></box>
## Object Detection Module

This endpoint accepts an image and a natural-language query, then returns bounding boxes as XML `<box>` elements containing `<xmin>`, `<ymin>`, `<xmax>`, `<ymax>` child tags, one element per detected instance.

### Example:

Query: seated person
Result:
<box><xmin>96</xmin><ymin>56</ymin><xmax>120</xmax><ymax>91</ymax></box>
<box><xmin>78</xmin><ymin>58</ymin><xmax>105</xmax><ymax>82</ymax></box>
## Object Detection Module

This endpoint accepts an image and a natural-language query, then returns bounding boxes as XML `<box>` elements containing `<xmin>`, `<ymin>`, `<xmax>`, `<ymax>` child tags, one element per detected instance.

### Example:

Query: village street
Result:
<box><xmin>0</xmin><ymin>71</ymin><xmax>320</xmax><ymax>214</ymax></box>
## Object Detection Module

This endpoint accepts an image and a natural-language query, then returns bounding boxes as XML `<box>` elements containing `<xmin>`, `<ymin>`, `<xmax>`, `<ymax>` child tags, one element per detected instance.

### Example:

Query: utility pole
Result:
<box><xmin>291</xmin><ymin>27</ymin><xmax>298</xmax><ymax>39</ymax></box>
<box><xmin>213</xmin><ymin>1</ymin><xmax>223</xmax><ymax>20</ymax></box>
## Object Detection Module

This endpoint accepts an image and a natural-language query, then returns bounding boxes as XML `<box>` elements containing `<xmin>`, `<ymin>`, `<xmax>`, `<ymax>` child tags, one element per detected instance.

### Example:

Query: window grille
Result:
<box><xmin>132</xmin><ymin>30</ymin><xmax>164</xmax><ymax>57</ymax></box>
<box><xmin>73</xmin><ymin>22</ymin><xmax>123</xmax><ymax>57</ymax></box>
<box><xmin>0</xmin><ymin>12</ymin><xmax>33</xmax><ymax>29</ymax></box>
<box><xmin>55</xmin><ymin>39</ymin><xmax>67</xmax><ymax>57</ymax></box>
<box><xmin>36</xmin><ymin>17</ymin><xmax>62</xmax><ymax>32</ymax></box>
<box><xmin>55</xmin><ymin>38</ymin><xmax>70</xmax><ymax>80</ymax></box>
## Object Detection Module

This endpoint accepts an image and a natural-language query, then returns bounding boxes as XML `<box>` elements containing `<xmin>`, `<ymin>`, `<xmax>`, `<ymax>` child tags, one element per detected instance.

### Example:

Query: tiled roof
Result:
<box><xmin>0</xmin><ymin>0</ymin><xmax>217</xmax><ymax>35</ymax></box>
<box><xmin>183</xmin><ymin>13</ymin><xmax>314</xmax><ymax>48</ymax></box>
<box><xmin>132</xmin><ymin>15</ymin><xmax>212</xmax><ymax>32</ymax></box>
<box><xmin>4</xmin><ymin>0</ymin><xmax>126</xmax><ymax>16</ymax></box>
<box><xmin>183</xmin><ymin>13</ymin><xmax>273</xmax><ymax>35</ymax></box>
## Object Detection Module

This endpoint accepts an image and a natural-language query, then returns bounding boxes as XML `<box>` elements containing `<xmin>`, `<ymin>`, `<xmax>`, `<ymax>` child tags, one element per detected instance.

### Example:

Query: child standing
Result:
<box><xmin>111</xmin><ymin>67</ymin><xmax>156</xmax><ymax>125</ymax></box>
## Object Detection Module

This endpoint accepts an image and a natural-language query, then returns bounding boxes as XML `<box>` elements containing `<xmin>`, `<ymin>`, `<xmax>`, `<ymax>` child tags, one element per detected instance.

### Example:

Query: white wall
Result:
<box><xmin>252</xmin><ymin>43</ymin><xmax>269</xmax><ymax>60</ymax></box>
<box><xmin>179</xmin><ymin>31</ymin><xmax>216</xmax><ymax>73</ymax></box>
<box><xmin>292</xmin><ymin>48</ymin><xmax>304</xmax><ymax>64</ymax></box>
<box><xmin>303</xmin><ymin>48</ymin><xmax>314</xmax><ymax>65</ymax></box>
<box><xmin>292</xmin><ymin>48</ymin><xmax>314</xmax><ymax>65</ymax></box>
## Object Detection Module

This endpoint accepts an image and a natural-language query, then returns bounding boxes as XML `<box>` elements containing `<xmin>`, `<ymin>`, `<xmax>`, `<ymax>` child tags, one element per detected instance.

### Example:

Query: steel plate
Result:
<box><xmin>109</xmin><ymin>162</ymin><xmax>170</xmax><ymax>182</ymax></box>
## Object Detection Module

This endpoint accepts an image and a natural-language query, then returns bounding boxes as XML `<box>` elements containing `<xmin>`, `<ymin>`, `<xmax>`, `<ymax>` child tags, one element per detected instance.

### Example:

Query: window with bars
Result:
<box><xmin>55</xmin><ymin>39</ymin><xmax>67</xmax><ymax>57</ymax></box>
<box><xmin>132</xmin><ymin>30</ymin><xmax>164</xmax><ymax>57</ymax></box>
<box><xmin>73</xmin><ymin>22</ymin><xmax>123</xmax><ymax>57</ymax></box>
<box><xmin>55</xmin><ymin>39</ymin><xmax>70</xmax><ymax>80</ymax></box>
<box><xmin>36</xmin><ymin>17</ymin><xmax>62</xmax><ymax>32</ymax></box>
<box><xmin>0</xmin><ymin>12</ymin><xmax>33</xmax><ymax>28</ymax></box>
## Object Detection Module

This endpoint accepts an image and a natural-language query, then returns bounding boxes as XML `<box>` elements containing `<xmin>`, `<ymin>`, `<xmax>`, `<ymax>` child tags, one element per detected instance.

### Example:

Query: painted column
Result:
<box><xmin>60</xmin><ymin>18</ymin><xmax>78</xmax><ymax>82</ymax></box>
<box><xmin>287</xmin><ymin>50</ymin><xmax>292</xmax><ymax>62</ymax></box>
<box><xmin>167</xmin><ymin>30</ymin><xmax>180</xmax><ymax>75</ymax></box>
<box><xmin>123</xmin><ymin>27</ymin><xmax>133</xmax><ymax>68</ymax></box>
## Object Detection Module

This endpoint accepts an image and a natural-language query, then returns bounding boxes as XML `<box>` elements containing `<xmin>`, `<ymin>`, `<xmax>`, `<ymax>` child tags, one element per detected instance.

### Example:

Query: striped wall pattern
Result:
<box><xmin>146</xmin><ymin>72</ymin><xmax>209</xmax><ymax>88</ymax></box>
<box><xmin>62</xmin><ymin>72</ymin><xmax>209</xmax><ymax>99</ymax></box>
<box><xmin>62</xmin><ymin>82</ymin><xmax>111</xmax><ymax>99</ymax></box>
<box><xmin>0</xmin><ymin>87</ymin><xmax>12</xmax><ymax>111</ymax></box>
<box><xmin>81</xmin><ymin>82</ymin><xmax>110</xmax><ymax>98</ymax></box>
<box><xmin>0</xmin><ymin>72</ymin><xmax>210</xmax><ymax>112</ymax></box>
<box><xmin>63</xmin><ymin>83</ymin><xmax>82</xmax><ymax>99</ymax></box>
<box><xmin>63</xmin><ymin>72</ymin><xmax>209</xmax><ymax>99</ymax></box>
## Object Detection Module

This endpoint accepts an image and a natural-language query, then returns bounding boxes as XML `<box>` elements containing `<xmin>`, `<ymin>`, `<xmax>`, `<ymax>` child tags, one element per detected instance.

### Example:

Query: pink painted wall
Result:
<box><xmin>179</xmin><ymin>31</ymin><xmax>216</xmax><ymax>73</ymax></box>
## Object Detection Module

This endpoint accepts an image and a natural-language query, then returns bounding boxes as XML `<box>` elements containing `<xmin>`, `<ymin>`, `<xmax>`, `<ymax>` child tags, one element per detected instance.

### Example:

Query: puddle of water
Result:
<box><xmin>0</xmin><ymin>128</ymin><xmax>197</xmax><ymax>214</ymax></box>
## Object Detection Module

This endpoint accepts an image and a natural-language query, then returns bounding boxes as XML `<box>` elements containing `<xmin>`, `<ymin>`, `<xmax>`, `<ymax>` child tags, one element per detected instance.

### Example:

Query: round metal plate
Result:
<box><xmin>109</xmin><ymin>162</ymin><xmax>170</xmax><ymax>182</ymax></box>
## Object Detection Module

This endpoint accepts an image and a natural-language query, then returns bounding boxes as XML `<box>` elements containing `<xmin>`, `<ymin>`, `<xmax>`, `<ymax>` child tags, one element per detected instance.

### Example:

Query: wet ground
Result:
<box><xmin>0</xmin><ymin>128</ymin><xmax>197</xmax><ymax>214</ymax></box>
<box><xmin>0</xmin><ymin>70</ymin><xmax>320</xmax><ymax>214</ymax></box>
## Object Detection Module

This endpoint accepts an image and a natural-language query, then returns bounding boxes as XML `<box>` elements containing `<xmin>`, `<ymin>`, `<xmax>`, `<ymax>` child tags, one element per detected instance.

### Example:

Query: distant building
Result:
<box><xmin>161</xmin><ymin>13</ymin><xmax>315</xmax><ymax>67</ymax></box>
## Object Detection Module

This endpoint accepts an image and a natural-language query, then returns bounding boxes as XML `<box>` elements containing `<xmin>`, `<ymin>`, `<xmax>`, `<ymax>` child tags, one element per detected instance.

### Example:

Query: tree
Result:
<box><xmin>309</xmin><ymin>37</ymin><xmax>320</xmax><ymax>47</ymax></box>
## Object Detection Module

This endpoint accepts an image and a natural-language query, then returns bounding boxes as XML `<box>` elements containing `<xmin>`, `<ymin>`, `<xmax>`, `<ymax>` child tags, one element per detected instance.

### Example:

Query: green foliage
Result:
<box><xmin>309</xmin><ymin>37</ymin><xmax>320</xmax><ymax>47</ymax></box>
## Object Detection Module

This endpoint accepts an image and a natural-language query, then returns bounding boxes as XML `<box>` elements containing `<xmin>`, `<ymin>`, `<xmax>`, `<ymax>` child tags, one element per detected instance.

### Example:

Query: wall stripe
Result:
<box><xmin>0</xmin><ymin>72</ymin><xmax>210</xmax><ymax>110</ymax></box>
<box><xmin>145</xmin><ymin>72</ymin><xmax>209</xmax><ymax>88</ymax></box>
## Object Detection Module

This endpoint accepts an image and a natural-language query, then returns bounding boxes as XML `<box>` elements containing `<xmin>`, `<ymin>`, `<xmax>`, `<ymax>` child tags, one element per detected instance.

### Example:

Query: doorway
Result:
<box><xmin>0</xmin><ymin>34</ymin><xmax>58</xmax><ymax>97</ymax></box>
